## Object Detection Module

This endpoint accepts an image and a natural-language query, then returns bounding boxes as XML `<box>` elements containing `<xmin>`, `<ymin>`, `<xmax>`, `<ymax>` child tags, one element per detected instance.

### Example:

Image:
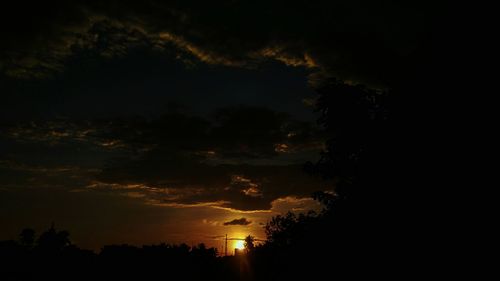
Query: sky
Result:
<box><xmin>0</xmin><ymin>0</ymin><xmax>432</xmax><ymax>252</ymax></box>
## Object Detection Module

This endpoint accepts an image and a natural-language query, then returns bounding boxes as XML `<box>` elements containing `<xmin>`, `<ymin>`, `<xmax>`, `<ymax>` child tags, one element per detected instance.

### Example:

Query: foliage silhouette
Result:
<box><xmin>243</xmin><ymin>235</ymin><xmax>255</xmax><ymax>253</ymax></box>
<box><xmin>36</xmin><ymin>224</ymin><xmax>71</xmax><ymax>252</ymax></box>
<box><xmin>19</xmin><ymin>228</ymin><xmax>35</xmax><ymax>248</ymax></box>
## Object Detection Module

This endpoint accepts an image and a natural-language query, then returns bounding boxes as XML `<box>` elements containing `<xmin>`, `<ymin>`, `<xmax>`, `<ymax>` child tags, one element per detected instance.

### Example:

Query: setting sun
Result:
<box><xmin>234</xmin><ymin>240</ymin><xmax>245</xmax><ymax>250</ymax></box>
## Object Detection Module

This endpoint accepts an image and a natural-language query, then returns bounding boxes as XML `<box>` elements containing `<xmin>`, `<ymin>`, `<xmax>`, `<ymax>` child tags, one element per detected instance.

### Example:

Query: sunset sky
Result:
<box><xmin>0</xmin><ymin>1</ymin><xmax>430</xmax><ymax>252</ymax></box>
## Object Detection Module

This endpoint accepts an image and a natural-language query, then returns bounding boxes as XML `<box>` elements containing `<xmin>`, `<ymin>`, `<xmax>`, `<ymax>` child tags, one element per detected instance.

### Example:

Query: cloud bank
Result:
<box><xmin>1</xmin><ymin>1</ymin><xmax>433</xmax><ymax>86</ymax></box>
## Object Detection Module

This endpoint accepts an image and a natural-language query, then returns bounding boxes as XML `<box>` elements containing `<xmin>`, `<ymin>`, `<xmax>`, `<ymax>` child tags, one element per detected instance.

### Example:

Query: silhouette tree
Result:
<box><xmin>19</xmin><ymin>228</ymin><xmax>35</xmax><ymax>248</ymax></box>
<box><xmin>244</xmin><ymin>235</ymin><xmax>255</xmax><ymax>253</ymax></box>
<box><xmin>191</xmin><ymin>243</ymin><xmax>217</xmax><ymax>258</ymax></box>
<box><xmin>254</xmin><ymin>77</ymin><xmax>393</xmax><ymax>280</ymax></box>
<box><xmin>305</xmin><ymin>78</ymin><xmax>388</xmax><ymax>201</ymax></box>
<box><xmin>36</xmin><ymin>224</ymin><xmax>71</xmax><ymax>252</ymax></box>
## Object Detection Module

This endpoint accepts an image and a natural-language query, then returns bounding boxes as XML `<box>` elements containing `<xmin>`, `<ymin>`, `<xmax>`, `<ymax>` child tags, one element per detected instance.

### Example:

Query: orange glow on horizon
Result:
<box><xmin>234</xmin><ymin>240</ymin><xmax>244</xmax><ymax>250</ymax></box>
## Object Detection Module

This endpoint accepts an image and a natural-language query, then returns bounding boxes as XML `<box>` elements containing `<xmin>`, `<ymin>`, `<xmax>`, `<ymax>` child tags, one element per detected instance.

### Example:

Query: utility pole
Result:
<box><xmin>225</xmin><ymin>234</ymin><xmax>228</xmax><ymax>256</ymax></box>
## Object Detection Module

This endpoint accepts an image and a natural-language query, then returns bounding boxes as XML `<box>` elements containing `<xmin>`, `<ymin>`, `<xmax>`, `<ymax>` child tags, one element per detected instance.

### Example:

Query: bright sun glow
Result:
<box><xmin>234</xmin><ymin>240</ymin><xmax>245</xmax><ymax>250</ymax></box>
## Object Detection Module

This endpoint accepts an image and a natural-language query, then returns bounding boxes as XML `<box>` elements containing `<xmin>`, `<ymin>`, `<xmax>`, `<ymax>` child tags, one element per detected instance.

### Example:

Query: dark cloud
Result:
<box><xmin>0</xmin><ymin>1</ymin><xmax>435</xmax><ymax>86</ymax></box>
<box><xmin>88</xmin><ymin>107</ymin><xmax>325</xmax><ymax>211</ymax></box>
<box><xmin>223</xmin><ymin>218</ymin><xmax>251</xmax><ymax>226</ymax></box>
<box><xmin>96</xmin><ymin>160</ymin><xmax>326</xmax><ymax>211</ymax></box>
<box><xmin>1</xmin><ymin>50</ymin><xmax>316</xmax><ymax>123</ymax></box>
<box><xmin>0</xmin><ymin>105</ymin><xmax>325</xmax><ymax>211</ymax></box>
<box><xmin>210</xmin><ymin>106</ymin><xmax>290</xmax><ymax>158</ymax></box>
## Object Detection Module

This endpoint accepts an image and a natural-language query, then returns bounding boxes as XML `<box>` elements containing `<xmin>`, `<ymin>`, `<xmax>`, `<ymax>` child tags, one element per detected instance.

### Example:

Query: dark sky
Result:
<box><xmin>0</xmin><ymin>0</ymin><xmax>433</xmax><ymax>250</ymax></box>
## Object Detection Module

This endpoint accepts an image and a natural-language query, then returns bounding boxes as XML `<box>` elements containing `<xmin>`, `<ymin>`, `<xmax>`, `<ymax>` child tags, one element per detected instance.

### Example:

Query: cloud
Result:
<box><xmin>92</xmin><ymin>110</ymin><xmax>327</xmax><ymax>211</ymax></box>
<box><xmin>96</xmin><ymin>159</ymin><xmax>328</xmax><ymax>211</ymax></box>
<box><xmin>209</xmin><ymin>106</ymin><xmax>290</xmax><ymax>158</ymax></box>
<box><xmin>223</xmin><ymin>218</ymin><xmax>252</xmax><ymax>226</ymax></box>
<box><xmin>257</xmin><ymin>46</ymin><xmax>318</xmax><ymax>68</ymax></box>
<box><xmin>0</xmin><ymin>159</ymin><xmax>97</xmax><ymax>191</ymax></box>
<box><xmin>271</xmin><ymin>196</ymin><xmax>323</xmax><ymax>214</ymax></box>
<box><xmin>0</xmin><ymin>1</ymin><xmax>434</xmax><ymax>85</ymax></box>
<box><xmin>157</xmin><ymin>32</ymin><xmax>245</xmax><ymax>67</ymax></box>
<box><xmin>0</xmin><ymin>119</ymin><xmax>125</xmax><ymax>149</ymax></box>
<box><xmin>0</xmin><ymin>106</ymin><xmax>327</xmax><ymax>211</ymax></box>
